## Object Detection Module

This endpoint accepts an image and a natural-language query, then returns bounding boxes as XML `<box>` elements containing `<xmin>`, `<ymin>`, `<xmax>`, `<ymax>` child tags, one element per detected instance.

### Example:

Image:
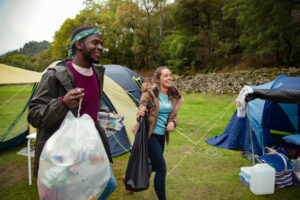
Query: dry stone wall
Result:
<box><xmin>172</xmin><ymin>67</ymin><xmax>300</xmax><ymax>94</ymax></box>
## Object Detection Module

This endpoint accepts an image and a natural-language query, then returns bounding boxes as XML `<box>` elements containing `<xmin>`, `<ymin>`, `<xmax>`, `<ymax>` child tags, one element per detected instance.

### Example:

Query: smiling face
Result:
<box><xmin>156</xmin><ymin>68</ymin><xmax>173</xmax><ymax>89</ymax></box>
<box><xmin>81</xmin><ymin>34</ymin><xmax>103</xmax><ymax>63</ymax></box>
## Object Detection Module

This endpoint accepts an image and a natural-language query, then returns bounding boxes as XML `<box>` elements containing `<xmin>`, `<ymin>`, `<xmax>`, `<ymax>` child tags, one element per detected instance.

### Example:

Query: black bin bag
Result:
<box><xmin>125</xmin><ymin>104</ymin><xmax>155</xmax><ymax>191</ymax></box>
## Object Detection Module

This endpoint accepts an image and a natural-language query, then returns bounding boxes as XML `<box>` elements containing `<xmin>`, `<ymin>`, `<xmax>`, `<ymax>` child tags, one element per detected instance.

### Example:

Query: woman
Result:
<box><xmin>136</xmin><ymin>66</ymin><xmax>183</xmax><ymax>200</ymax></box>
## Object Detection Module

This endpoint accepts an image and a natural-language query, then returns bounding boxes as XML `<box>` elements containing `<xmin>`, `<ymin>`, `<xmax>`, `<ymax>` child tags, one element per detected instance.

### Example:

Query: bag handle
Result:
<box><xmin>265</xmin><ymin>147</ymin><xmax>288</xmax><ymax>172</ymax></box>
<box><xmin>77</xmin><ymin>98</ymin><xmax>83</xmax><ymax>118</ymax></box>
<box><xmin>145</xmin><ymin>104</ymin><xmax>155</xmax><ymax>117</ymax></box>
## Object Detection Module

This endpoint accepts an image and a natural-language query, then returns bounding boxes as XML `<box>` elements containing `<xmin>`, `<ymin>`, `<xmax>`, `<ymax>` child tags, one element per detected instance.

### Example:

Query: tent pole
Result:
<box><xmin>247</xmin><ymin>104</ymin><xmax>255</xmax><ymax>165</ymax></box>
<box><xmin>261</xmin><ymin>127</ymin><xmax>265</xmax><ymax>155</ymax></box>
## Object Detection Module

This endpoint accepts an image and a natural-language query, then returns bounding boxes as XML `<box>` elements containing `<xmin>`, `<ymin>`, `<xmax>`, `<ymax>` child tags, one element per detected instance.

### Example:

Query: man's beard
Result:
<box><xmin>82</xmin><ymin>45</ymin><xmax>100</xmax><ymax>64</ymax></box>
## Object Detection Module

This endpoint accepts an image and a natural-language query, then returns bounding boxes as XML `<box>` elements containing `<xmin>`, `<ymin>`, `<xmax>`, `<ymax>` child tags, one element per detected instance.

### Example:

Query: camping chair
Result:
<box><xmin>26</xmin><ymin>132</ymin><xmax>36</xmax><ymax>185</ymax></box>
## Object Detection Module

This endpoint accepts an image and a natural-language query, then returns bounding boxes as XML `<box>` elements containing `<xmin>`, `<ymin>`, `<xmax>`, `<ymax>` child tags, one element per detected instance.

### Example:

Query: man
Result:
<box><xmin>28</xmin><ymin>26</ymin><xmax>116</xmax><ymax>200</ymax></box>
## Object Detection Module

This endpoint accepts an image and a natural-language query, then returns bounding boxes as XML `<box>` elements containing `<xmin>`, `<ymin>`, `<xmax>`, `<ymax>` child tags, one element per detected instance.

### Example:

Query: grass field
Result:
<box><xmin>0</xmin><ymin>85</ymin><xmax>32</xmax><ymax>141</ymax></box>
<box><xmin>0</xmin><ymin>88</ymin><xmax>299</xmax><ymax>200</ymax></box>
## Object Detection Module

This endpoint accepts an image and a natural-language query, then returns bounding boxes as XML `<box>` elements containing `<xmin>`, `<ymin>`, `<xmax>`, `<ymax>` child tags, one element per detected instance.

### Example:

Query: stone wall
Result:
<box><xmin>172</xmin><ymin>67</ymin><xmax>300</xmax><ymax>94</ymax></box>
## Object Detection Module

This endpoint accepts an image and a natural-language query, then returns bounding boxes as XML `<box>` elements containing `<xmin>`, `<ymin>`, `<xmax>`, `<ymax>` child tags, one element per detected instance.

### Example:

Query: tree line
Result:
<box><xmin>0</xmin><ymin>41</ymin><xmax>50</xmax><ymax>71</ymax></box>
<box><xmin>1</xmin><ymin>0</ymin><xmax>300</xmax><ymax>73</ymax></box>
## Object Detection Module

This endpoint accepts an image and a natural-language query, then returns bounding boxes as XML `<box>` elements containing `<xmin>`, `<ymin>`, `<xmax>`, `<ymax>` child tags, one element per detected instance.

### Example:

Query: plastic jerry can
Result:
<box><xmin>250</xmin><ymin>163</ymin><xmax>275</xmax><ymax>195</ymax></box>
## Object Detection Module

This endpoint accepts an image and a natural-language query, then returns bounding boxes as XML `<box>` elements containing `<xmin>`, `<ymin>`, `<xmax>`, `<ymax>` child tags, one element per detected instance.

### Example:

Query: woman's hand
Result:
<box><xmin>138</xmin><ymin>106</ymin><xmax>148</xmax><ymax>116</ymax></box>
<box><xmin>166</xmin><ymin>121</ymin><xmax>175</xmax><ymax>131</ymax></box>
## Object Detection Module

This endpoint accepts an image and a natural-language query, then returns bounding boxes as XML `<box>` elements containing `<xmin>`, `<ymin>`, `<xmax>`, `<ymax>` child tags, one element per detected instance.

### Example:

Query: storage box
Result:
<box><xmin>240</xmin><ymin>166</ymin><xmax>252</xmax><ymax>180</ymax></box>
<box><xmin>239</xmin><ymin>166</ymin><xmax>252</xmax><ymax>189</ymax></box>
<box><xmin>239</xmin><ymin>173</ymin><xmax>250</xmax><ymax>189</ymax></box>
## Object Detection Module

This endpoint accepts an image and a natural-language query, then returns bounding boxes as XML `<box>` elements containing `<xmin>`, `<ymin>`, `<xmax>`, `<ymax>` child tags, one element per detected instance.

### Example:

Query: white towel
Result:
<box><xmin>236</xmin><ymin>86</ymin><xmax>254</xmax><ymax>117</ymax></box>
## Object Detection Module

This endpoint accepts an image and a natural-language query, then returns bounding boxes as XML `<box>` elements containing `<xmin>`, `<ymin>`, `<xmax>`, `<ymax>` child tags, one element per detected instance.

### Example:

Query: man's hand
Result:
<box><xmin>63</xmin><ymin>88</ymin><xmax>85</xmax><ymax>109</ymax></box>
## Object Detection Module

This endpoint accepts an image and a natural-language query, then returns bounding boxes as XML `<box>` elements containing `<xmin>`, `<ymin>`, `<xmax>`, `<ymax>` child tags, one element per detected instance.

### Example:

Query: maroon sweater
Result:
<box><xmin>66</xmin><ymin>61</ymin><xmax>100</xmax><ymax>124</ymax></box>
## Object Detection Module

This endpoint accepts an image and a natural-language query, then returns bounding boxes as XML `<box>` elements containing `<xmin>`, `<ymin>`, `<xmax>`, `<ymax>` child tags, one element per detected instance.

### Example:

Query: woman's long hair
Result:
<box><xmin>152</xmin><ymin>66</ymin><xmax>181</xmax><ymax>101</ymax></box>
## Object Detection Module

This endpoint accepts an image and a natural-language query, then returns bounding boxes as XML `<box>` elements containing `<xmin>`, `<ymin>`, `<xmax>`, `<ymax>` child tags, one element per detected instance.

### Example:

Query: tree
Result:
<box><xmin>51</xmin><ymin>18</ymin><xmax>78</xmax><ymax>59</ymax></box>
<box><xmin>172</xmin><ymin>0</ymin><xmax>225</xmax><ymax>69</ymax></box>
<box><xmin>114</xmin><ymin>2</ymin><xmax>141</xmax><ymax>68</ymax></box>
<box><xmin>51</xmin><ymin>0</ymin><xmax>121</xmax><ymax>65</ymax></box>
<box><xmin>160</xmin><ymin>31</ymin><xmax>198</xmax><ymax>73</ymax></box>
<box><xmin>4</xmin><ymin>54</ymin><xmax>33</xmax><ymax>70</ymax></box>
<box><xmin>0</xmin><ymin>41</ymin><xmax>50</xmax><ymax>71</ymax></box>
<box><xmin>223</xmin><ymin>0</ymin><xmax>300</xmax><ymax>65</ymax></box>
<box><xmin>46</xmin><ymin>0</ymin><xmax>300</xmax><ymax>73</ymax></box>
<box><xmin>32</xmin><ymin>49</ymin><xmax>52</xmax><ymax>72</ymax></box>
<box><xmin>130</xmin><ymin>0</ymin><xmax>163</xmax><ymax>70</ymax></box>
<box><xmin>19</xmin><ymin>41</ymin><xmax>50</xmax><ymax>56</ymax></box>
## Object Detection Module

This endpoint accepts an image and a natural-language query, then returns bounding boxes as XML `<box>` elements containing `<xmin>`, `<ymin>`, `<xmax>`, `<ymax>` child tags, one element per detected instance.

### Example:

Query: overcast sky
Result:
<box><xmin>0</xmin><ymin>0</ymin><xmax>85</xmax><ymax>55</ymax></box>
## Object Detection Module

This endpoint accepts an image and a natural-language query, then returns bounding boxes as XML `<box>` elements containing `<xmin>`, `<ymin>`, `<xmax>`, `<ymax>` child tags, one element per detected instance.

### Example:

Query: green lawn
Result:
<box><xmin>0</xmin><ymin>85</ymin><xmax>33</xmax><ymax>141</ymax></box>
<box><xmin>0</xmin><ymin>92</ymin><xmax>299</xmax><ymax>200</ymax></box>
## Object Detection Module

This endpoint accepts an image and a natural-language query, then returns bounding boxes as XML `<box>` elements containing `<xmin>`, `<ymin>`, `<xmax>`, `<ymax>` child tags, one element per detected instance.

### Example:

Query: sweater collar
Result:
<box><xmin>52</xmin><ymin>63</ymin><xmax>105</xmax><ymax>92</ymax></box>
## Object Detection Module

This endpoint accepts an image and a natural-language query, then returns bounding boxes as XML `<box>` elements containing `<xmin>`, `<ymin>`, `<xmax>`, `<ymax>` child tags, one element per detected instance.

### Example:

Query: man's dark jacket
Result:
<box><xmin>27</xmin><ymin>62</ymin><xmax>112</xmax><ymax>177</ymax></box>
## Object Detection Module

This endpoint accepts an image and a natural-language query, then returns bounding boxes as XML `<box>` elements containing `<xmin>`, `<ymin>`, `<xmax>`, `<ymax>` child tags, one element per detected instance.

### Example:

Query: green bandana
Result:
<box><xmin>68</xmin><ymin>28</ymin><xmax>102</xmax><ymax>57</ymax></box>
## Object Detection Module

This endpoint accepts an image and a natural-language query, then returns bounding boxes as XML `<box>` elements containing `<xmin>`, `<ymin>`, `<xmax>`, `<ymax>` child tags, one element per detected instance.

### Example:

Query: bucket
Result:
<box><xmin>250</xmin><ymin>163</ymin><xmax>275</xmax><ymax>195</ymax></box>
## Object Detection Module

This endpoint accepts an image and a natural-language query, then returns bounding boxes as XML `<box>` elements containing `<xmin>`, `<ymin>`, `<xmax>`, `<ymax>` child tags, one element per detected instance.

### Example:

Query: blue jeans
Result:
<box><xmin>98</xmin><ymin>166</ymin><xmax>117</xmax><ymax>200</ymax></box>
<box><xmin>148</xmin><ymin>134</ymin><xmax>166</xmax><ymax>200</ymax></box>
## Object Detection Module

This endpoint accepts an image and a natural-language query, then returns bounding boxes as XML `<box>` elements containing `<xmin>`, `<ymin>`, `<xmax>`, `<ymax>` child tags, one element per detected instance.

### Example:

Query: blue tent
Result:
<box><xmin>103</xmin><ymin>64</ymin><xmax>142</xmax><ymax>106</ymax></box>
<box><xmin>206</xmin><ymin>75</ymin><xmax>300</xmax><ymax>154</ymax></box>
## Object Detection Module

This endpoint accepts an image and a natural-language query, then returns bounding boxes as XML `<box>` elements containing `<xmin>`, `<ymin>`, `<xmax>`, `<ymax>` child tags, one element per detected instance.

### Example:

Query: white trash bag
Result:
<box><xmin>37</xmin><ymin>111</ymin><xmax>110</xmax><ymax>200</ymax></box>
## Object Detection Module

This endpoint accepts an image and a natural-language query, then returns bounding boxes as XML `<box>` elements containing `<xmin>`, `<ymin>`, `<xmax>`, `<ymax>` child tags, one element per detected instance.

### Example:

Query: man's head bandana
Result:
<box><xmin>68</xmin><ymin>28</ymin><xmax>102</xmax><ymax>57</ymax></box>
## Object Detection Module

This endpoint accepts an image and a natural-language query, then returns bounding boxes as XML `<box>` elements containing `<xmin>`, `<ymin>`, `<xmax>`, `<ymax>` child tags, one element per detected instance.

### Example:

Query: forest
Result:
<box><xmin>1</xmin><ymin>0</ymin><xmax>300</xmax><ymax>73</ymax></box>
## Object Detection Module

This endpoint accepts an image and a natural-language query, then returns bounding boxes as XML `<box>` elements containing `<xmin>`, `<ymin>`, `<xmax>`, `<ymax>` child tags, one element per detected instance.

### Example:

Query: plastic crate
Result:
<box><xmin>239</xmin><ymin>173</ymin><xmax>250</xmax><ymax>189</ymax></box>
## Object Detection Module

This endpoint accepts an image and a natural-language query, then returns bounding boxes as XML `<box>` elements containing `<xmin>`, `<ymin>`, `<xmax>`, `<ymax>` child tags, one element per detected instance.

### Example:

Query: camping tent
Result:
<box><xmin>0</xmin><ymin>60</ymin><xmax>143</xmax><ymax>157</ymax></box>
<box><xmin>101</xmin><ymin>64</ymin><xmax>142</xmax><ymax>156</ymax></box>
<box><xmin>0</xmin><ymin>63</ymin><xmax>42</xmax><ymax>85</ymax></box>
<box><xmin>206</xmin><ymin>75</ymin><xmax>300</xmax><ymax>154</ymax></box>
<box><xmin>0</xmin><ymin>63</ymin><xmax>43</xmax><ymax>151</ymax></box>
